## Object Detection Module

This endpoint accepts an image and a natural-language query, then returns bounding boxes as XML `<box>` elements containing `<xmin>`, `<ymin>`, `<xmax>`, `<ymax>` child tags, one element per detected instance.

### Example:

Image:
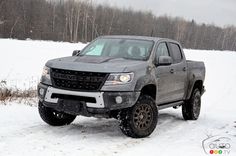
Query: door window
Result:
<box><xmin>170</xmin><ymin>43</ymin><xmax>182</xmax><ymax>63</ymax></box>
<box><xmin>156</xmin><ymin>42</ymin><xmax>169</xmax><ymax>57</ymax></box>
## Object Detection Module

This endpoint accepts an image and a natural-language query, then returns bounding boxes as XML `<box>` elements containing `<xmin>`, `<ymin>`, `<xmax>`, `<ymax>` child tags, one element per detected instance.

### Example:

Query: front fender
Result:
<box><xmin>134</xmin><ymin>74</ymin><xmax>157</xmax><ymax>91</ymax></box>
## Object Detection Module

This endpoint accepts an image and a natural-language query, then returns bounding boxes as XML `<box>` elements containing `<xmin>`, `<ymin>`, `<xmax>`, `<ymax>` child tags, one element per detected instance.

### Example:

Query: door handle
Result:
<box><xmin>183</xmin><ymin>67</ymin><xmax>186</xmax><ymax>71</ymax></box>
<box><xmin>170</xmin><ymin>69</ymin><xmax>174</xmax><ymax>74</ymax></box>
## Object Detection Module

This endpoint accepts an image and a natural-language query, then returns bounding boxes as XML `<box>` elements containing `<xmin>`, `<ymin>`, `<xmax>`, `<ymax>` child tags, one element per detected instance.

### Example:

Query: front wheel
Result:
<box><xmin>182</xmin><ymin>88</ymin><xmax>201</xmax><ymax>120</ymax></box>
<box><xmin>119</xmin><ymin>95</ymin><xmax>158</xmax><ymax>138</ymax></box>
<box><xmin>38</xmin><ymin>101</ymin><xmax>76</xmax><ymax>126</ymax></box>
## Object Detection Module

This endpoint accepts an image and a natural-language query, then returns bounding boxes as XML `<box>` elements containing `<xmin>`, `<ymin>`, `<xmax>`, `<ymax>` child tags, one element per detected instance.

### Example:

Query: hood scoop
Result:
<box><xmin>74</xmin><ymin>56</ymin><xmax>120</xmax><ymax>64</ymax></box>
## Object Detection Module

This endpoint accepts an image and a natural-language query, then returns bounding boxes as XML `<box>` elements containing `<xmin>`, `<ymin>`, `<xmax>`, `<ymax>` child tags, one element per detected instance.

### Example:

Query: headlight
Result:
<box><xmin>40</xmin><ymin>66</ymin><xmax>51</xmax><ymax>84</ymax></box>
<box><xmin>105</xmin><ymin>73</ymin><xmax>134</xmax><ymax>85</ymax></box>
<box><xmin>42</xmin><ymin>66</ymin><xmax>50</xmax><ymax>79</ymax></box>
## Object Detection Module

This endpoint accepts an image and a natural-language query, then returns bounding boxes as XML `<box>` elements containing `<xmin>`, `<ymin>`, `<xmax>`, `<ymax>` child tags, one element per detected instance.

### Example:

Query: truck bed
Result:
<box><xmin>185</xmin><ymin>60</ymin><xmax>205</xmax><ymax>99</ymax></box>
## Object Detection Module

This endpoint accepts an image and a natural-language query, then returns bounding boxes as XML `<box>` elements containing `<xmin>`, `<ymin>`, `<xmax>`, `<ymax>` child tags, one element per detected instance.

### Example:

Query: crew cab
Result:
<box><xmin>38</xmin><ymin>35</ymin><xmax>205</xmax><ymax>138</ymax></box>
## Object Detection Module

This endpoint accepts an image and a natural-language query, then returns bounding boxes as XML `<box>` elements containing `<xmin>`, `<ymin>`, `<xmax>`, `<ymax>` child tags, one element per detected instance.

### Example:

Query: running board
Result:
<box><xmin>158</xmin><ymin>101</ymin><xmax>184</xmax><ymax>110</ymax></box>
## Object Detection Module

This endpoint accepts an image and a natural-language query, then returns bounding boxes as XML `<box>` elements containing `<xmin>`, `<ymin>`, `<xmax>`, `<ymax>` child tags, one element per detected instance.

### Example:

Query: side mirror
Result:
<box><xmin>156</xmin><ymin>56</ymin><xmax>173</xmax><ymax>66</ymax></box>
<box><xmin>72</xmin><ymin>50</ymin><xmax>80</xmax><ymax>56</ymax></box>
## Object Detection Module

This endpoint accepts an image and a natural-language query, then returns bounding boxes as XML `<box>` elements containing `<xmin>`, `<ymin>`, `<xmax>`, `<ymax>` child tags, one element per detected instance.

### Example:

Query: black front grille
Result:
<box><xmin>51</xmin><ymin>68</ymin><xmax>108</xmax><ymax>91</ymax></box>
<box><xmin>51</xmin><ymin>93</ymin><xmax>96</xmax><ymax>103</ymax></box>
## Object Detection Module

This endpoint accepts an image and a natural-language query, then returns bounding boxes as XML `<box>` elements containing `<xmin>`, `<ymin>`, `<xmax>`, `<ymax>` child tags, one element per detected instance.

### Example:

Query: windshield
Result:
<box><xmin>79</xmin><ymin>38</ymin><xmax>154</xmax><ymax>61</ymax></box>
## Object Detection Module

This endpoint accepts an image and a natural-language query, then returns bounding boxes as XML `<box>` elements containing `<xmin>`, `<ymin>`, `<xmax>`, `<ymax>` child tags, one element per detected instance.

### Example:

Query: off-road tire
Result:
<box><xmin>182</xmin><ymin>88</ymin><xmax>201</xmax><ymax>120</ymax></box>
<box><xmin>119</xmin><ymin>95</ymin><xmax>158</xmax><ymax>138</ymax></box>
<box><xmin>38</xmin><ymin>101</ymin><xmax>76</xmax><ymax>126</ymax></box>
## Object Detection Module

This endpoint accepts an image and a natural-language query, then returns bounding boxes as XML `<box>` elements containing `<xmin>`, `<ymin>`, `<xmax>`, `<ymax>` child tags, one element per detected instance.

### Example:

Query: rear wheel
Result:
<box><xmin>182</xmin><ymin>88</ymin><xmax>201</xmax><ymax>120</ymax></box>
<box><xmin>38</xmin><ymin>101</ymin><xmax>76</xmax><ymax>126</ymax></box>
<box><xmin>119</xmin><ymin>95</ymin><xmax>158</xmax><ymax>138</ymax></box>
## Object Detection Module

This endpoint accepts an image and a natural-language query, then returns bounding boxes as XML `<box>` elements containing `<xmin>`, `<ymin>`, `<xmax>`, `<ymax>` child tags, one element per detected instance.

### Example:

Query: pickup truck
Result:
<box><xmin>38</xmin><ymin>35</ymin><xmax>205</xmax><ymax>138</ymax></box>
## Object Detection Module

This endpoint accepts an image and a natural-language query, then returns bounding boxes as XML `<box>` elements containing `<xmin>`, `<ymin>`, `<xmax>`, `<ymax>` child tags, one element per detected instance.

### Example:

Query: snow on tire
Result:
<box><xmin>182</xmin><ymin>88</ymin><xmax>201</xmax><ymax>120</ymax></box>
<box><xmin>119</xmin><ymin>95</ymin><xmax>158</xmax><ymax>138</ymax></box>
<box><xmin>38</xmin><ymin>101</ymin><xmax>76</xmax><ymax>126</ymax></box>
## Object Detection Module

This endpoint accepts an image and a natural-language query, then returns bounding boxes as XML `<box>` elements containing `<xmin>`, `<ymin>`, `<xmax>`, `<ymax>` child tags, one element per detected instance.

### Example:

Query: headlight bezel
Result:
<box><xmin>104</xmin><ymin>72</ymin><xmax>134</xmax><ymax>85</ymax></box>
<box><xmin>40</xmin><ymin>66</ymin><xmax>51</xmax><ymax>85</ymax></box>
<box><xmin>42</xmin><ymin>66</ymin><xmax>50</xmax><ymax>79</ymax></box>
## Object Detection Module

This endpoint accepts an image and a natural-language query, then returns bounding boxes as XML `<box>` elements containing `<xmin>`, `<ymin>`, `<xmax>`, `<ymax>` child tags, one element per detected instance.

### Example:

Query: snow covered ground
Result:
<box><xmin>0</xmin><ymin>39</ymin><xmax>86</xmax><ymax>90</ymax></box>
<box><xmin>0</xmin><ymin>39</ymin><xmax>236</xmax><ymax>156</ymax></box>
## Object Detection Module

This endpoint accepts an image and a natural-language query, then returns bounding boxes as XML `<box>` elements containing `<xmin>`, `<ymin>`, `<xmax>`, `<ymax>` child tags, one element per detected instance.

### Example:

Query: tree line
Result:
<box><xmin>0</xmin><ymin>0</ymin><xmax>236</xmax><ymax>51</ymax></box>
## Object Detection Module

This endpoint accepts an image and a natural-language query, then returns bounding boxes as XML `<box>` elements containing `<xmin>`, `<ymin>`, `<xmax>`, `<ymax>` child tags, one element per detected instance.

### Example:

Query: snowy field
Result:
<box><xmin>0</xmin><ymin>39</ymin><xmax>236</xmax><ymax>156</ymax></box>
<box><xmin>0</xmin><ymin>39</ymin><xmax>86</xmax><ymax>90</ymax></box>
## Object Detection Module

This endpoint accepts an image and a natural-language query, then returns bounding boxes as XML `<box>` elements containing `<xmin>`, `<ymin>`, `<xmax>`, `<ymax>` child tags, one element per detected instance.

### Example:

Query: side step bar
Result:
<box><xmin>158</xmin><ymin>101</ymin><xmax>184</xmax><ymax>110</ymax></box>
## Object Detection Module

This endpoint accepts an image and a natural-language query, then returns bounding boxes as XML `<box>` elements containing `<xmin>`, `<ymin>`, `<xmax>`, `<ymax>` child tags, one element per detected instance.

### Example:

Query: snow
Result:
<box><xmin>0</xmin><ymin>39</ymin><xmax>86</xmax><ymax>90</ymax></box>
<box><xmin>0</xmin><ymin>39</ymin><xmax>236</xmax><ymax>156</ymax></box>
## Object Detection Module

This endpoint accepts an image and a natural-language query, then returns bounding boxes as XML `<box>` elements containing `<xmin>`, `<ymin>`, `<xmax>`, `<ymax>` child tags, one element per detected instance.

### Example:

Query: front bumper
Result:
<box><xmin>38</xmin><ymin>83</ymin><xmax>140</xmax><ymax>116</ymax></box>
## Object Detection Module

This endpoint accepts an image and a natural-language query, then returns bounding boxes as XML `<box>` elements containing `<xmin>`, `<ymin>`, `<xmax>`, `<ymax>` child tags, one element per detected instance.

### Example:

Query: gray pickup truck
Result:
<box><xmin>38</xmin><ymin>35</ymin><xmax>205</xmax><ymax>138</ymax></box>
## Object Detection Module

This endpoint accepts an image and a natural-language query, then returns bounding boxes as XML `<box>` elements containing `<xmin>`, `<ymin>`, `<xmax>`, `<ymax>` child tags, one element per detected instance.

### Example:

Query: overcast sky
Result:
<box><xmin>94</xmin><ymin>0</ymin><xmax>236</xmax><ymax>27</ymax></box>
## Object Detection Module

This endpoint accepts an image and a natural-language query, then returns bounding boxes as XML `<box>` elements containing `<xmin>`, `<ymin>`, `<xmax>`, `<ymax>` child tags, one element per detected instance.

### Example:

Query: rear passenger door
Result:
<box><xmin>167</xmin><ymin>42</ymin><xmax>187</xmax><ymax>101</ymax></box>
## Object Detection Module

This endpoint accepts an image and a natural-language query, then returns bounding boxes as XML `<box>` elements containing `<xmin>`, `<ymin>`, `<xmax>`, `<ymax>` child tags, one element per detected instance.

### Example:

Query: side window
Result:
<box><xmin>156</xmin><ymin>42</ymin><xmax>169</xmax><ymax>57</ymax></box>
<box><xmin>170</xmin><ymin>43</ymin><xmax>182</xmax><ymax>63</ymax></box>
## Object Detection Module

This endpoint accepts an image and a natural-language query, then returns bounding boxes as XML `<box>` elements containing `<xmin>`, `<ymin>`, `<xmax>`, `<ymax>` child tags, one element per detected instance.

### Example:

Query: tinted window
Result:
<box><xmin>156</xmin><ymin>42</ymin><xmax>169</xmax><ymax>57</ymax></box>
<box><xmin>170</xmin><ymin>43</ymin><xmax>182</xmax><ymax>63</ymax></box>
<box><xmin>108</xmin><ymin>46</ymin><xmax>120</xmax><ymax>57</ymax></box>
<box><xmin>80</xmin><ymin>38</ymin><xmax>154</xmax><ymax>61</ymax></box>
<box><xmin>86</xmin><ymin>44</ymin><xmax>104</xmax><ymax>56</ymax></box>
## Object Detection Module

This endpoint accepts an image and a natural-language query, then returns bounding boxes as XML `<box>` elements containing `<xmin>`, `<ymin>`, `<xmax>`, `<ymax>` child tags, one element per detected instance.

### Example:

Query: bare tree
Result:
<box><xmin>73</xmin><ymin>4</ymin><xmax>80</xmax><ymax>42</ymax></box>
<box><xmin>0</xmin><ymin>0</ymin><xmax>236</xmax><ymax>51</ymax></box>
<box><xmin>10</xmin><ymin>17</ymin><xmax>19</xmax><ymax>38</ymax></box>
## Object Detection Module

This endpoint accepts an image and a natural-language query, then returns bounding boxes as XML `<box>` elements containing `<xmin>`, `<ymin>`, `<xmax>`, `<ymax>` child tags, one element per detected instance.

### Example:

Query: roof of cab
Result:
<box><xmin>99</xmin><ymin>35</ymin><xmax>177</xmax><ymax>43</ymax></box>
<box><xmin>100</xmin><ymin>35</ymin><xmax>161</xmax><ymax>41</ymax></box>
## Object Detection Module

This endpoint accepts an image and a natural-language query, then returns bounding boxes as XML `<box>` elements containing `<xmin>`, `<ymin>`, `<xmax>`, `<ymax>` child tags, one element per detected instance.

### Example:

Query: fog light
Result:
<box><xmin>115</xmin><ymin>96</ymin><xmax>123</xmax><ymax>104</ymax></box>
<box><xmin>39</xmin><ymin>88</ymin><xmax>45</xmax><ymax>96</ymax></box>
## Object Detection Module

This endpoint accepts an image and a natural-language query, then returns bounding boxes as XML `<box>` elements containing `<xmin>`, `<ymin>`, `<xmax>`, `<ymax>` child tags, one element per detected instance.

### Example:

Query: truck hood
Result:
<box><xmin>46</xmin><ymin>56</ymin><xmax>148</xmax><ymax>73</ymax></box>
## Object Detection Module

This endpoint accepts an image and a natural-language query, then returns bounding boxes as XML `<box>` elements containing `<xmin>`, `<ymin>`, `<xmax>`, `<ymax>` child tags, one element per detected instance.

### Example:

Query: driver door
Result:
<box><xmin>155</xmin><ymin>42</ymin><xmax>176</xmax><ymax>104</ymax></box>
